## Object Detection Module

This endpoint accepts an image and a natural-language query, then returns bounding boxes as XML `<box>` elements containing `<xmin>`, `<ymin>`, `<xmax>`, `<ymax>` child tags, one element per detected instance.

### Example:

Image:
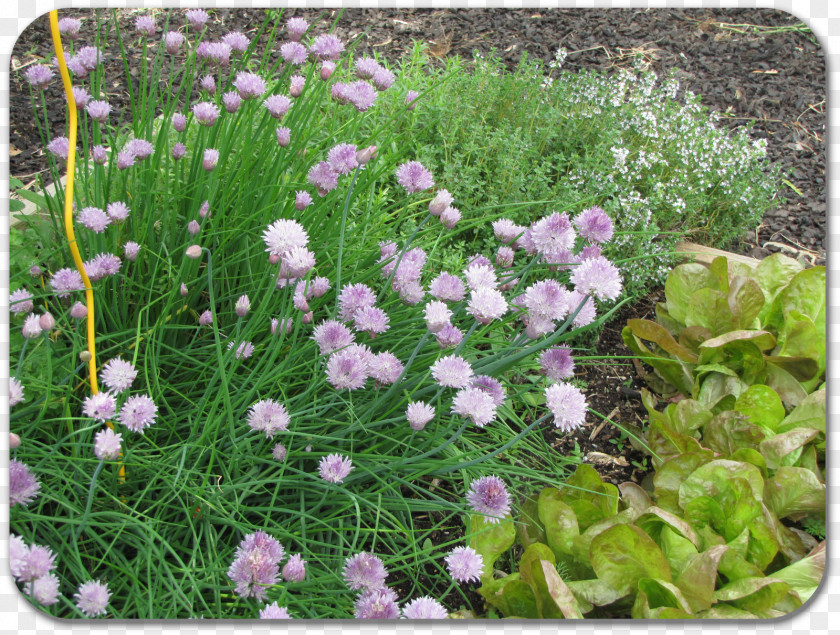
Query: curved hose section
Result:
<box><xmin>49</xmin><ymin>12</ymin><xmax>123</xmax><ymax>481</ymax></box>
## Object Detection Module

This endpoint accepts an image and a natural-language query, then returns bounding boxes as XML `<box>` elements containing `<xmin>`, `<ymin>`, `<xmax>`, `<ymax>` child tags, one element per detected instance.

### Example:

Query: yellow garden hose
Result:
<box><xmin>49</xmin><ymin>11</ymin><xmax>124</xmax><ymax>480</ymax></box>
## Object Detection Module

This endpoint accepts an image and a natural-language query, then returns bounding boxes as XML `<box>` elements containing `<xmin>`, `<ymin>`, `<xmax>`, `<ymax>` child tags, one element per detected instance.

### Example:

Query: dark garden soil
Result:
<box><xmin>9</xmin><ymin>8</ymin><xmax>826</xmax><ymax>486</ymax></box>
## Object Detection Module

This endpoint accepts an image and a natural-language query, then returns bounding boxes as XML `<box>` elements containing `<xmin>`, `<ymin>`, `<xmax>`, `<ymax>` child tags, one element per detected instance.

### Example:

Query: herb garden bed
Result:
<box><xmin>8</xmin><ymin>8</ymin><xmax>825</xmax><ymax>621</ymax></box>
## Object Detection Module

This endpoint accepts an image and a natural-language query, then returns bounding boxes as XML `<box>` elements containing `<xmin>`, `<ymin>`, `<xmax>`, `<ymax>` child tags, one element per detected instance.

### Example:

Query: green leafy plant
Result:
<box><xmin>479</xmin><ymin>463</ymin><xmax>823</xmax><ymax>619</ymax></box>
<box><xmin>622</xmin><ymin>253</ymin><xmax>825</xmax><ymax>408</ymax></box>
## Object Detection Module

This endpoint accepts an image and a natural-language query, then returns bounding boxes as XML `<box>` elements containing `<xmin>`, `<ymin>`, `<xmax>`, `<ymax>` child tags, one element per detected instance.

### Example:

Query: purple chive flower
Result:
<box><xmin>106</xmin><ymin>201</ymin><xmax>130</xmax><ymax>222</ymax></box>
<box><xmin>391</xmin><ymin>247</ymin><xmax>426</xmax><ymax>289</ymax></box>
<box><xmin>10</xmin><ymin>377</ymin><xmax>25</xmax><ymax>407</ymax></box>
<box><xmin>309</xmin><ymin>33</ymin><xmax>345</xmax><ymax>61</ymax></box>
<box><xmin>356</xmin><ymin>56</ymin><xmax>381</xmax><ymax>79</ymax></box>
<box><xmin>405</xmin><ymin>90</ymin><xmax>419</xmax><ymax>110</ymax></box>
<box><xmin>260</xmin><ymin>602</ymin><xmax>292</xmax><ymax>619</ymax></box>
<box><xmin>332</xmin><ymin>82</ymin><xmax>350</xmax><ymax>104</ymax></box>
<box><xmin>429</xmin><ymin>272</ymin><xmax>466</xmax><ymax>302</ymax></box>
<box><xmin>272</xmin><ymin>443</ymin><xmax>287</xmax><ymax>461</ymax></box>
<box><xmin>496</xmin><ymin>246</ymin><xmax>515</xmax><ymax>268</ymax></box>
<box><xmin>79</xmin><ymin>206</ymin><xmax>110</xmax><ymax>233</ymax></box>
<box><xmin>452</xmin><ymin>387</ymin><xmax>498</xmax><ymax>428</ymax></box>
<box><xmin>222</xmin><ymin>91</ymin><xmax>241</xmax><ymax>113</ymax></box>
<box><xmin>574</xmin><ymin>206</ymin><xmax>614</xmax><ymax>244</ymax></box>
<box><xmin>318</xmin><ymin>453</ymin><xmax>354</xmax><ymax>483</ymax></box>
<box><xmin>531</xmin><ymin>211</ymin><xmax>576</xmax><ymax>262</ymax></box>
<box><xmin>227</xmin><ymin>340</ymin><xmax>255</xmax><ymax>359</ymax></box>
<box><xmin>235</xmin><ymin>294</ymin><xmax>251</xmax><ymax>317</ymax></box>
<box><xmin>69</xmin><ymin>86</ymin><xmax>91</xmax><ymax>108</ymax></box>
<box><xmin>49</xmin><ymin>268</ymin><xmax>84</xmax><ymax>297</ymax></box>
<box><xmin>398</xmin><ymin>280</ymin><xmax>425</xmax><ymax>305</ymax></box>
<box><xmin>47</xmin><ymin>136</ymin><xmax>70</xmax><ymax>161</ymax></box>
<box><xmin>70</xmin><ymin>301</ymin><xmax>88</xmax><ymax>319</ymax></box>
<box><xmin>316</xmin><ymin>61</ymin><xmax>332</xmax><ymax>81</ymax></box>
<box><xmin>247</xmin><ymin>399</ymin><xmax>290</xmax><ymax>438</ymax></box>
<box><xmin>326</xmin><ymin>347</ymin><xmax>370</xmax><ymax>391</ymax></box>
<box><xmin>395</xmin><ymin>161</ymin><xmax>434</xmax><ymax>194</ymax></box>
<box><xmin>445</xmin><ymin>546</ymin><xmax>484</xmax><ymax>584</ymax></box>
<box><xmin>187</xmin><ymin>220</ymin><xmax>200</xmax><ymax>235</ymax></box>
<box><xmin>21</xmin><ymin>544</ymin><xmax>57</xmax><ymax>582</ymax></box>
<box><xmin>468</xmin><ymin>254</ymin><xmax>492</xmax><ymax>268</ymax></box>
<box><xmin>199</xmin><ymin>74</ymin><xmax>216</xmax><ymax>94</ymax></box>
<box><xmin>569</xmin><ymin>256</ymin><xmax>623</xmax><ymax>301</ymax></box>
<box><xmin>172</xmin><ymin>112</ymin><xmax>187</xmax><ymax>132</ymax></box>
<box><xmin>200</xmin><ymin>202</ymin><xmax>211</xmax><ymax>221</ymax></box>
<box><xmin>464</xmin><ymin>263</ymin><xmax>497</xmax><ymax>291</ymax></box>
<box><xmin>354</xmin><ymin>588</ymin><xmax>400</xmax><ymax>619</ymax></box>
<box><xmin>431</xmin><ymin>355</ymin><xmax>474</xmax><ymax>389</ymax></box>
<box><xmin>545</xmin><ymin>382</ymin><xmax>588</xmax><ymax>432</ymax></box>
<box><xmin>289</xmin><ymin>74</ymin><xmax>305</xmax><ymax>97</ymax></box>
<box><xmin>172</xmin><ymin>142</ymin><xmax>186</xmax><ymax>160</ymax></box>
<box><xmin>402</xmin><ymin>596</ymin><xmax>448</xmax><ymax>619</ymax></box>
<box><xmin>10</xmin><ymin>534</ymin><xmax>29</xmax><ymax>580</ymax></box>
<box><xmin>472</xmin><ymin>375</ymin><xmax>505</xmax><ymax>407</ymax></box>
<box><xmin>101</xmin><ymin>357</ymin><xmax>137</xmax><ymax>393</ymax></box>
<box><xmin>10</xmin><ymin>288</ymin><xmax>34</xmax><ymax>314</ymax></box>
<box><xmin>135</xmin><ymin>15</ymin><xmax>155</xmax><ymax>36</ymax></box>
<box><xmin>58</xmin><ymin>17</ymin><xmax>82</xmax><ymax>40</ymax></box>
<box><xmin>91</xmin><ymin>144</ymin><xmax>107</xmax><ymax>164</ymax></box>
<box><xmin>10</xmin><ymin>459</ymin><xmax>40</xmax><ymax>506</ymax></box>
<box><xmin>118</xmin><ymin>394</ymin><xmax>158</xmax><ymax>434</ymax></box>
<box><xmin>86</xmin><ymin>253</ymin><xmax>121</xmax><ymax>282</ymax></box>
<box><xmin>28</xmin><ymin>573</ymin><xmax>61</xmax><ymax>606</ymax></box>
<box><xmin>125</xmin><ymin>139</ymin><xmax>153</xmax><ymax>159</ymax></box>
<box><xmin>196</xmin><ymin>42</ymin><xmax>231</xmax><ymax>66</ymax></box>
<box><xmin>262</xmin><ymin>218</ymin><xmax>309</xmax><ymax>257</ymax></box>
<box><xmin>337</xmin><ymin>283</ymin><xmax>376</xmax><ymax>322</ymax></box>
<box><xmin>75</xmin><ymin>580</ymin><xmax>110</xmax><ymax>617</ymax></box>
<box><xmin>406</xmin><ymin>401</ymin><xmax>435</xmax><ymax>431</ymax></box>
<box><xmin>180</xmin><ymin>283</ymin><xmax>188</xmax><ymax>297</ymax></box>
<box><xmin>372</xmin><ymin>66</ymin><xmax>396</xmax><ymax>91</ymax></box>
<box><xmin>282</xmin><ymin>554</ymin><xmax>307</xmax><ymax>582</ymax></box>
<box><xmin>327</xmin><ymin>143</ymin><xmax>359</xmax><ymax>175</ymax></box>
<box><xmin>203</xmin><ymin>148</ymin><xmax>219</xmax><ymax>171</ymax></box>
<box><xmin>272</xmin><ymin>317</ymin><xmax>294</xmax><ymax>335</ymax></box>
<box><xmin>227</xmin><ymin>531</ymin><xmax>284</xmax><ymax>600</ymax></box>
<box><xmin>568</xmin><ymin>290</ymin><xmax>597</xmax><ymax>328</ymax></box>
<box><xmin>24</xmin><ymin>64</ymin><xmax>54</xmax><ymax>89</ymax></box>
<box><xmin>185</xmin><ymin>9</ymin><xmax>211</xmax><ymax>28</ymax></box>
<box><xmin>343</xmin><ymin>552</ymin><xmax>388</xmax><ymax>591</ymax></box>
<box><xmin>164</xmin><ymin>31</ymin><xmax>185</xmax><ymax>54</ymax></box>
<box><xmin>75</xmin><ymin>46</ymin><xmax>104</xmax><ymax>71</ymax></box>
<box><xmin>94</xmin><ymin>427</ymin><xmax>122</xmax><ymax>461</ymax></box>
<box><xmin>192</xmin><ymin>101</ymin><xmax>220</xmax><ymax>126</ymax></box>
<box><xmin>353</xmin><ymin>306</ymin><xmax>390</xmax><ymax>338</ymax></box>
<box><xmin>312</xmin><ymin>320</ymin><xmax>355</xmax><ymax>355</ymax></box>
<box><xmin>264</xmin><ymin>95</ymin><xmax>292</xmax><ymax>119</ymax></box>
<box><xmin>281</xmin><ymin>246</ymin><xmax>316</xmax><ymax>279</ymax></box>
<box><xmin>467</xmin><ymin>287</ymin><xmax>508</xmax><ymax>325</ymax></box>
<box><xmin>580</xmin><ymin>245</ymin><xmax>602</xmax><ymax>261</ymax></box>
<box><xmin>493</xmin><ymin>218</ymin><xmax>526</xmax><ymax>245</ymax></box>
<box><xmin>523</xmin><ymin>279</ymin><xmax>570</xmax><ymax>324</ymax></box>
<box><xmin>286</xmin><ymin>17</ymin><xmax>309</xmax><ymax>41</ymax></box>
<box><xmin>83</xmin><ymin>392</ymin><xmax>117</xmax><ymax>422</ymax></box>
<box><xmin>295</xmin><ymin>190</ymin><xmax>313</xmax><ymax>210</ymax></box>
<box><xmin>467</xmin><ymin>475</ymin><xmax>511</xmax><ymax>523</ymax></box>
<box><xmin>440</xmin><ymin>206</ymin><xmax>462</xmax><ymax>229</ymax></box>
<box><xmin>22</xmin><ymin>313</ymin><xmax>42</xmax><ymax>339</ymax></box>
<box><xmin>276</xmin><ymin>126</ymin><xmax>291</xmax><ymax>147</ymax></box>
<box><xmin>222</xmin><ymin>31</ymin><xmax>250</xmax><ymax>51</ymax></box>
<box><xmin>199</xmin><ymin>310</ymin><xmax>213</xmax><ymax>326</ymax></box>
<box><xmin>435</xmin><ymin>323</ymin><xmax>463</xmax><ymax>350</ymax></box>
<box><xmin>234</xmin><ymin>71</ymin><xmax>267</xmax><ymax>99</ymax></box>
<box><xmin>428</xmin><ymin>189</ymin><xmax>453</xmax><ymax>216</ymax></box>
<box><xmin>540</xmin><ymin>347</ymin><xmax>575</xmax><ymax>382</ymax></box>
<box><xmin>346</xmin><ymin>80</ymin><xmax>378</xmax><ymax>112</ymax></box>
<box><xmin>280</xmin><ymin>41</ymin><xmax>308</xmax><ymax>65</ymax></box>
<box><xmin>424</xmin><ymin>300</ymin><xmax>453</xmax><ymax>333</ymax></box>
<box><xmin>369</xmin><ymin>351</ymin><xmax>404</xmax><ymax>385</ymax></box>
<box><xmin>124</xmin><ymin>241</ymin><xmax>141</xmax><ymax>261</ymax></box>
